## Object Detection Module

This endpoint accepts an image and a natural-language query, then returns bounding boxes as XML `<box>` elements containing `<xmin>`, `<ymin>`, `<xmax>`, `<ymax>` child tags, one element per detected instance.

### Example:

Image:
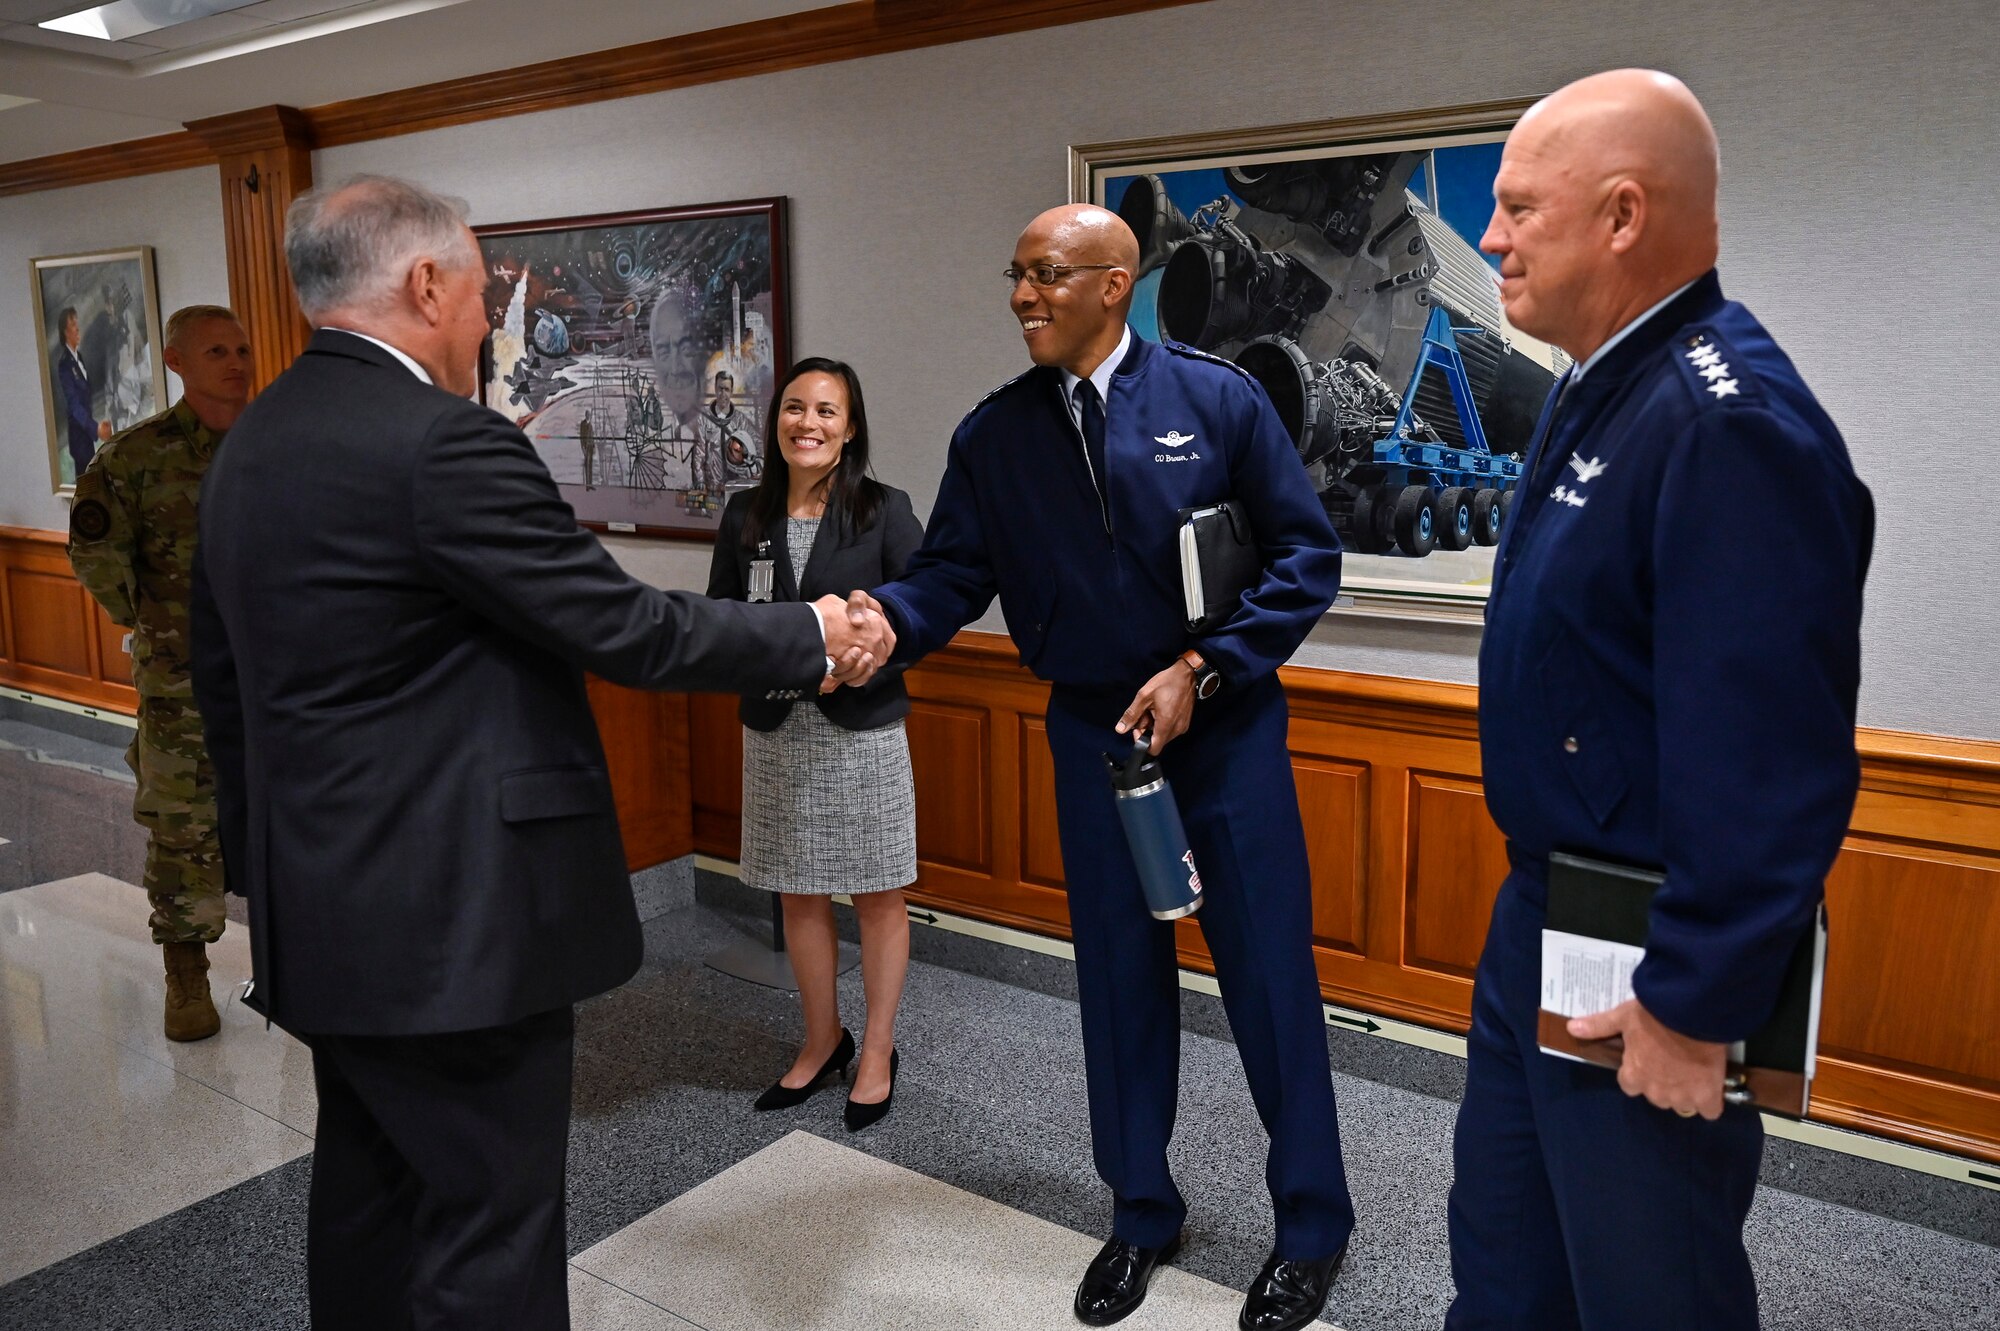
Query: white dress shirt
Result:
<box><xmin>1060</xmin><ymin>324</ymin><xmax>1132</xmax><ymax>429</ymax></box>
<box><xmin>320</xmin><ymin>327</ymin><xmax>434</xmax><ymax>386</ymax></box>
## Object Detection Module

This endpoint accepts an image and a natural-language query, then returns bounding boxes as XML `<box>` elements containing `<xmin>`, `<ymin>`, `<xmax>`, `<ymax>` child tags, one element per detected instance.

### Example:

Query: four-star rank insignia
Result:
<box><xmin>1681</xmin><ymin>332</ymin><xmax>1744</xmax><ymax>401</ymax></box>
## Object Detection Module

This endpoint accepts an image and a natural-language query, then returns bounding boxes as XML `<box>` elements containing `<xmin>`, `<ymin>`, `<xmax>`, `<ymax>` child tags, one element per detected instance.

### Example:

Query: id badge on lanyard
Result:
<box><xmin>747</xmin><ymin>540</ymin><xmax>776</xmax><ymax>603</ymax></box>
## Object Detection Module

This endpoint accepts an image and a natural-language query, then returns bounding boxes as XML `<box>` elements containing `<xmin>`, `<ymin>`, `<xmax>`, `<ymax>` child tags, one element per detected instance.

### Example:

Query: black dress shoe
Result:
<box><xmin>1239</xmin><ymin>1245</ymin><xmax>1347</xmax><ymax>1331</ymax></box>
<box><xmin>843</xmin><ymin>1048</ymin><xmax>898</xmax><ymax>1131</ymax></box>
<box><xmin>752</xmin><ymin>1028</ymin><xmax>854</xmax><ymax>1111</ymax></box>
<box><xmin>1073</xmin><ymin>1231</ymin><xmax>1182</xmax><ymax>1326</ymax></box>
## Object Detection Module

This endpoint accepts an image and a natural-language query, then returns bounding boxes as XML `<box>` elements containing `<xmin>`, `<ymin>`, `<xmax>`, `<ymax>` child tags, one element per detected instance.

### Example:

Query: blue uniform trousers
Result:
<box><xmin>1446</xmin><ymin>870</ymin><xmax>1764</xmax><ymax>1329</ymax></box>
<box><xmin>1046</xmin><ymin>674</ymin><xmax>1355</xmax><ymax>1261</ymax></box>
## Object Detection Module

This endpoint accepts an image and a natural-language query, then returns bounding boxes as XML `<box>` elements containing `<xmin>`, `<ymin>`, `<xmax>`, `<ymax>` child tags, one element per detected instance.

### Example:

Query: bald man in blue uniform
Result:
<box><xmin>1446</xmin><ymin>71</ymin><xmax>1873</xmax><ymax>1329</ymax></box>
<box><xmin>866</xmin><ymin>205</ymin><xmax>1355</xmax><ymax>1331</ymax></box>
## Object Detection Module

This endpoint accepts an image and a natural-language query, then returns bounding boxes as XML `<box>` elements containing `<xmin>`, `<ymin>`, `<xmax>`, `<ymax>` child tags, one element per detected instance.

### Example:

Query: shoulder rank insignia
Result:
<box><xmin>961</xmin><ymin>366</ymin><xmax>1039</xmax><ymax>426</ymax></box>
<box><xmin>1677</xmin><ymin>331</ymin><xmax>1753</xmax><ymax>405</ymax></box>
<box><xmin>1163</xmin><ymin>339</ymin><xmax>1257</xmax><ymax>385</ymax></box>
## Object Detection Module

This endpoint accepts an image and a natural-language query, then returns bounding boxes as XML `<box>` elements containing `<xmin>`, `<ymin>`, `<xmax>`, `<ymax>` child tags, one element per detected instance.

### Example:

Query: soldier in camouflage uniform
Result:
<box><xmin>68</xmin><ymin>304</ymin><xmax>252</xmax><ymax>1042</ymax></box>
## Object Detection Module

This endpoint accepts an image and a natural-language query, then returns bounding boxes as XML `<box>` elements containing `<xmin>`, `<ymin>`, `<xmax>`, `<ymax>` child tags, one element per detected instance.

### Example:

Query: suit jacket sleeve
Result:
<box><xmin>873</xmin><ymin>431</ymin><xmax>998</xmax><ymax>664</ymax></box>
<box><xmin>866</xmin><ymin>488</ymin><xmax>927</xmax><ymax>686</ymax></box>
<box><xmin>190</xmin><ymin>539</ymin><xmax>249</xmax><ymax>896</ymax></box>
<box><xmin>1197</xmin><ymin>375</ymin><xmax>1343</xmax><ymax>684</ymax></box>
<box><xmin>411</xmin><ymin>401</ymin><xmax>824</xmax><ymax>694</ymax></box>
<box><xmin>1631</xmin><ymin>409</ymin><xmax>1871</xmax><ymax>1043</ymax></box>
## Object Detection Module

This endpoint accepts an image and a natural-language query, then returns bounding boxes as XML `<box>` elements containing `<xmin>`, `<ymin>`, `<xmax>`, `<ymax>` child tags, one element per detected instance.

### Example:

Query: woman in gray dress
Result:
<box><xmin>707</xmin><ymin>358</ymin><xmax>924</xmax><ymax>1130</ymax></box>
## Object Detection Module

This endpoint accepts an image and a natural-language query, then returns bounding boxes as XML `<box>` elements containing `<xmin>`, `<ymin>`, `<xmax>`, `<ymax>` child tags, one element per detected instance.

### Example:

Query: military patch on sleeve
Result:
<box><xmin>70</xmin><ymin>498</ymin><xmax>112</xmax><ymax>542</ymax></box>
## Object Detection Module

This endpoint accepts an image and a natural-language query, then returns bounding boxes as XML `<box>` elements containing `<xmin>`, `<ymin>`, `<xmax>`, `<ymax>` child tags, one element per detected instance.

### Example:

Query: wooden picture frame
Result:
<box><xmin>30</xmin><ymin>246</ymin><xmax>168</xmax><ymax>495</ymax></box>
<box><xmin>474</xmin><ymin>198</ymin><xmax>791</xmax><ymax>541</ymax></box>
<box><xmin>1071</xmin><ymin>100</ymin><xmax>1558</xmax><ymax>623</ymax></box>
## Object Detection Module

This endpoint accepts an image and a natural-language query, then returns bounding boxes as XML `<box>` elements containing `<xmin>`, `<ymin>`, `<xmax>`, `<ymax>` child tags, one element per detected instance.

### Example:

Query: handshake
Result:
<box><xmin>813</xmin><ymin>590</ymin><xmax>896</xmax><ymax>695</ymax></box>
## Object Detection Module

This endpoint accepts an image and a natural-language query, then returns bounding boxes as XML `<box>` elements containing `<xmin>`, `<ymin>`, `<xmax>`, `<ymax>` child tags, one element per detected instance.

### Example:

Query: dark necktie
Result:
<box><xmin>1074</xmin><ymin>378</ymin><xmax>1108</xmax><ymax>499</ymax></box>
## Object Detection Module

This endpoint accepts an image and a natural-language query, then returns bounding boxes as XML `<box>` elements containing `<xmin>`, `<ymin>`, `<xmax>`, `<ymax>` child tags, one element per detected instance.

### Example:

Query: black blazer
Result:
<box><xmin>190</xmin><ymin>330</ymin><xmax>824</xmax><ymax>1037</ymax></box>
<box><xmin>707</xmin><ymin>484</ymin><xmax>923</xmax><ymax>731</ymax></box>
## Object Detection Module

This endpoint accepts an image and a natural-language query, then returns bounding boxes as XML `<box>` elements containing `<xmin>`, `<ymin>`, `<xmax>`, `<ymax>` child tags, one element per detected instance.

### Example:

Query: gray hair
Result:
<box><xmin>285</xmin><ymin>175</ymin><xmax>478</xmax><ymax>321</ymax></box>
<box><xmin>165</xmin><ymin>303</ymin><xmax>241</xmax><ymax>351</ymax></box>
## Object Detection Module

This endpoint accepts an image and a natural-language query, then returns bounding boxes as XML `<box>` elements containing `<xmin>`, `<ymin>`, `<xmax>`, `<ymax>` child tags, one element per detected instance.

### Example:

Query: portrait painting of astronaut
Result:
<box><xmin>29</xmin><ymin>246</ymin><xmax>167</xmax><ymax>494</ymax></box>
<box><xmin>1079</xmin><ymin>104</ymin><xmax>1567</xmax><ymax>617</ymax></box>
<box><xmin>476</xmin><ymin>199</ymin><xmax>789</xmax><ymax>539</ymax></box>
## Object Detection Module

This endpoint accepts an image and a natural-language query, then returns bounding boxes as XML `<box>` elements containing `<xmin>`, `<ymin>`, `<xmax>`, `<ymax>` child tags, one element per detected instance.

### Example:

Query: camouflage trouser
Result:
<box><xmin>127</xmin><ymin>694</ymin><xmax>225</xmax><ymax>945</ymax></box>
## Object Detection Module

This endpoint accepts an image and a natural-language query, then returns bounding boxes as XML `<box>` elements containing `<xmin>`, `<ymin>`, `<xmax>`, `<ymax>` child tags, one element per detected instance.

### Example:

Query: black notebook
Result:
<box><xmin>1537</xmin><ymin>850</ymin><xmax>1828</xmax><ymax>1117</ymax></box>
<box><xmin>1178</xmin><ymin>501</ymin><xmax>1260</xmax><ymax>634</ymax></box>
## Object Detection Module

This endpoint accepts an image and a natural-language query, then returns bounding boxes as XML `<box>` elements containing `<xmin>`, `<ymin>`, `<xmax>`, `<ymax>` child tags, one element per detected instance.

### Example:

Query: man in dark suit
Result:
<box><xmin>54</xmin><ymin>306</ymin><xmax>110</xmax><ymax>479</ymax></box>
<box><xmin>190</xmin><ymin>174</ymin><xmax>892</xmax><ymax>1330</ymax></box>
<box><xmin>1448</xmin><ymin>72</ymin><xmax>1871</xmax><ymax>1329</ymax></box>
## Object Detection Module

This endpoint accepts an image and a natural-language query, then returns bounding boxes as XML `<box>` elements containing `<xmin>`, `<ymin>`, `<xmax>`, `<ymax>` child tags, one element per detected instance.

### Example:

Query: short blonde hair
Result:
<box><xmin>165</xmin><ymin>304</ymin><xmax>242</xmax><ymax>351</ymax></box>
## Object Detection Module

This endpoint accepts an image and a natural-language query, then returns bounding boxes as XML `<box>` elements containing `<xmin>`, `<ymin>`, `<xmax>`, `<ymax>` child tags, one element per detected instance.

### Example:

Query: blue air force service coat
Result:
<box><xmin>1478</xmin><ymin>271</ymin><xmax>1874</xmax><ymax>1045</ymax></box>
<box><xmin>875</xmin><ymin>334</ymin><xmax>1339</xmax><ymax>689</ymax></box>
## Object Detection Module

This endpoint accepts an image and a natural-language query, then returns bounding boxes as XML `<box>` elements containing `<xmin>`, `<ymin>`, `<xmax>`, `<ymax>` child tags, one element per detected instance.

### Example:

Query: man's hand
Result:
<box><xmin>1567</xmin><ymin>998</ymin><xmax>1729</xmax><ymax>1120</ymax></box>
<box><xmin>1115</xmin><ymin>660</ymin><xmax>1196</xmax><ymax>755</ymax></box>
<box><xmin>815</xmin><ymin>592</ymin><xmax>895</xmax><ymax>692</ymax></box>
<box><xmin>97</xmin><ymin>420</ymin><xmax>113</xmax><ymax>442</ymax></box>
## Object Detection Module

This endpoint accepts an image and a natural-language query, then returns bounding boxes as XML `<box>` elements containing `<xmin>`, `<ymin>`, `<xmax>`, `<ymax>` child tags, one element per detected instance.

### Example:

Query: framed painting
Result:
<box><xmin>1072</xmin><ymin>99</ymin><xmax>1561</xmax><ymax>621</ymax></box>
<box><xmin>30</xmin><ymin>246</ymin><xmax>168</xmax><ymax>494</ymax></box>
<box><xmin>475</xmin><ymin>198</ymin><xmax>791</xmax><ymax>540</ymax></box>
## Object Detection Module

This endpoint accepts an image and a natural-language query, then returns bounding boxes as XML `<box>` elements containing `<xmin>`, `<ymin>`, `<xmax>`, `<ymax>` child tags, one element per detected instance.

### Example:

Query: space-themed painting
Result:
<box><xmin>1075</xmin><ymin>102</ymin><xmax>1564</xmax><ymax>620</ymax></box>
<box><xmin>476</xmin><ymin>199</ymin><xmax>790</xmax><ymax>539</ymax></box>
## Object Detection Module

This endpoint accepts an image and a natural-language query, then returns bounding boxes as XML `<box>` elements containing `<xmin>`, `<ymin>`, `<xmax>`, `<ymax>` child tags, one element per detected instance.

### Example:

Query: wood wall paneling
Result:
<box><xmin>7</xmin><ymin>568</ymin><xmax>90</xmax><ymax>676</ymax></box>
<box><xmin>1401</xmin><ymin>771</ymin><xmax>1510</xmax><ymax>982</ymax></box>
<box><xmin>906</xmin><ymin>699</ymin><xmax>991</xmax><ymax>873</ymax></box>
<box><xmin>184</xmin><ymin>108</ymin><xmax>316</xmax><ymax>394</ymax></box>
<box><xmin>584</xmin><ymin>677</ymin><xmax>694</xmax><ymax>872</ymax></box>
<box><xmin>808</xmin><ymin>636</ymin><xmax>2000</xmax><ymax>1164</ymax></box>
<box><xmin>1292</xmin><ymin>753</ymin><xmax>1371</xmax><ymax>959</ymax></box>
<box><xmin>1016</xmin><ymin>714</ymin><xmax>1067</xmax><ymax>891</ymax></box>
<box><xmin>690</xmin><ymin>692</ymin><xmax>744</xmax><ymax>858</ymax></box>
<box><xmin>5</xmin><ymin>526</ymin><xmax>1996</xmax><ymax>1163</ymax></box>
<box><xmin>0</xmin><ymin>528</ymin><xmax>138</xmax><ymax>711</ymax></box>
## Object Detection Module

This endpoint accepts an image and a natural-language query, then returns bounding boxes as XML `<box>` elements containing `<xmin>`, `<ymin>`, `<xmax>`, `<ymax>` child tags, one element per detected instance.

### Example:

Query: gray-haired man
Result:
<box><xmin>191</xmin><ymin>175</ymin><xmax>893</xmax><ymax>1328</ymax></box>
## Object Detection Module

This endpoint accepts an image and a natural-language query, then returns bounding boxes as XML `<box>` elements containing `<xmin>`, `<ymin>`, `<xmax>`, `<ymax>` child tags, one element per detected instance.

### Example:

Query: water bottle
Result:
<box><xmin>1106</xmin><ymin>733</ymin><xmax>1204</xmax><ymax>920</ymax></box>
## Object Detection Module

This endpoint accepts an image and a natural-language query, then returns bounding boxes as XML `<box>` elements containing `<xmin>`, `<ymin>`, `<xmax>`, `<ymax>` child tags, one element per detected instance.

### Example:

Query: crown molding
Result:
<box><xmin>0</xmin><ymin>0</ymin><xmax>1206</xmax><ymax>196</ymax></box>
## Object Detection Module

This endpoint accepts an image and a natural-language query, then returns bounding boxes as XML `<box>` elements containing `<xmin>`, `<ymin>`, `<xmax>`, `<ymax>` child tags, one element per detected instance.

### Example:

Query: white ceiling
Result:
<box><xmin>0</xmin><ymin>0</ymin><xmax>832</xmax><ymax>164</ymax></box>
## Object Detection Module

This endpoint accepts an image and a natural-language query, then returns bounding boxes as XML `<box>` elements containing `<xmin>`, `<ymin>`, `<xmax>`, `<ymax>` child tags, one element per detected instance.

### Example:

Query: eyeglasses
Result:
<box><xmin>1003</xmin><ymin>263</ymin><xmax>1120</xmax><ymax>288</ymax></box>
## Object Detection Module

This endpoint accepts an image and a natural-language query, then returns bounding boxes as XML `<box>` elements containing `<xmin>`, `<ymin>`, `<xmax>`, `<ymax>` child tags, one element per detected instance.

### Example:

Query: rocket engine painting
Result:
<box><xmin>1083</xmin><ymin>108</ymin><xmax>1567</xmax><ymax>611</ymax></box>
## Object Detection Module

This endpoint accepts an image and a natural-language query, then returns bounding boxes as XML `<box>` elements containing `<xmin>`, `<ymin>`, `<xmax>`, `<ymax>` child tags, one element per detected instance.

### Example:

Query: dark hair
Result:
<box><xmin>742</xmin><ymin>357</ymin><xmax>884</xmax><ymax>548</ymax></box>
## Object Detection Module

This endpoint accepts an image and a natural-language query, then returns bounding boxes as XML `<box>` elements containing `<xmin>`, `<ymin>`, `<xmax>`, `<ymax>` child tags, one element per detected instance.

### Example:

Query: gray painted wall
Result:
<box><xmin>6</xmin><ymin>0</ymin><xmax>1995</xmax><ymax>738</ymax></box>
<box><xmin>0</xmin><ymin>168</ymin><xmax>227</xmax><ymax>532</ymax></box>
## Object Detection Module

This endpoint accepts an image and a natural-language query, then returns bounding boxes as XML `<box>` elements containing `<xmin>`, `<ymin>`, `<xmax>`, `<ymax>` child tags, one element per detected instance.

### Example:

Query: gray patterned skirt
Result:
<box><xmin>740</xmin><ymin>707</ymin><xmax>917</xmax><ymax>895</ymax></box>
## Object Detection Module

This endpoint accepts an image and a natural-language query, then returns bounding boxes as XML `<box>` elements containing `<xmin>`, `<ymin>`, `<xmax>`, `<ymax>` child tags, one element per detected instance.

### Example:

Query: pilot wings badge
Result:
<box><xmin>1155</xmin><ymin>430</ymin><xmax>1196</xmax><ymax>448</ymax></box>
<box><xmin>1566</xmin><ymin>455</ymin><xmax>1607</xmax><ymax>484</ymax></box>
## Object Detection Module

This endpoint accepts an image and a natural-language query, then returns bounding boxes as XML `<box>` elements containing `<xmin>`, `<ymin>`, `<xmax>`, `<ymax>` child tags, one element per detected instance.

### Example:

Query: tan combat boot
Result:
<box><xmin>162</xmin><ymin>941</ymin><xmax>221</xmax><ymax>1042</ymax></box>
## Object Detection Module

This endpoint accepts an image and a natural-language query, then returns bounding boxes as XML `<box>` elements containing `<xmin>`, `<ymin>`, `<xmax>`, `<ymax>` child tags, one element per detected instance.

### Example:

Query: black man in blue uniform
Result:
<box><xmin>1446</xmin><ymin>71</ymin><xmax>1873</xmax><ymax>1330</ymax></box>
<box><xmin>867</xmin><ymin>204</ymin><xmax>1355</xmax><ymax>1331</ymax></box>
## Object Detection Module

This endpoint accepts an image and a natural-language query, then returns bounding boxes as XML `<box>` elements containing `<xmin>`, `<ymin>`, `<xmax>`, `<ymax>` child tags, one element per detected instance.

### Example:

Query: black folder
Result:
<box><xmin>1537</xmin><ymin>850</ymin><xmax>1827</xmax><ymax>1117</ymax></box>
<box><xmin>1178</xmin><ymin>501</ymin><xmax>1260</xmax><ymax>634</ymax></box>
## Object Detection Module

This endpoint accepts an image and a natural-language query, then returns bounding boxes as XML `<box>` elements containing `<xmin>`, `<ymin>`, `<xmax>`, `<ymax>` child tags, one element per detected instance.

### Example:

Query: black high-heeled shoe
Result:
<box><xmin>753</xmin><ymin>1028</ymin><xmax>854</xmax><ymax>1111</ymax></box>
<box><xmin>844</xmin><ymin>1047</ymin><xmax>898</xmax><ymax>1131</ymax></box>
